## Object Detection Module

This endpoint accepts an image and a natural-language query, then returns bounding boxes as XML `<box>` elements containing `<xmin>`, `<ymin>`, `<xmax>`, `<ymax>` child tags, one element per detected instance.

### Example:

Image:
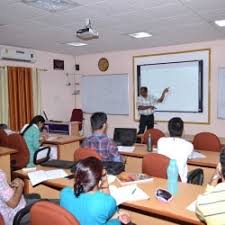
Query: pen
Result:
<box><xmin>131</xmin><ymin>188</ymin><xmax>136</xmax><ymax>195</ymax></box>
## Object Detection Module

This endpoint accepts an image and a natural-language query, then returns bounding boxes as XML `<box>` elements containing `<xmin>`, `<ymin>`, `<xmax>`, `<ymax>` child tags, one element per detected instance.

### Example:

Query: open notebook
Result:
<box><xmin>109</xmin><ymin>184</ymin><xmax>150</xmax><ymax>205</ymax></box>
<box><xmin>28</xmin><ymin>169</ymin><xmax>68</xmax><ymax>186</ymax></box>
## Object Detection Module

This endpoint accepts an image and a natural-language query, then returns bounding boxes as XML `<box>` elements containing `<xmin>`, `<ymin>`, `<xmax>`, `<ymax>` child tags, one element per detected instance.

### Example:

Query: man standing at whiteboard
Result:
<box><xmin>137</xmin><ymin>86</ymin><xmax>169</xmax><ymax>134</ymax></box>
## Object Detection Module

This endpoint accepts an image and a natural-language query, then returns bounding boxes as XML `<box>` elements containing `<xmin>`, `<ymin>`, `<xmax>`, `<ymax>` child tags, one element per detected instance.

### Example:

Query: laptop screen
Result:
<box><xmin>113</xmin><ymin>128</ymin><xmax>137</xmax><ymax>146</ymax></box>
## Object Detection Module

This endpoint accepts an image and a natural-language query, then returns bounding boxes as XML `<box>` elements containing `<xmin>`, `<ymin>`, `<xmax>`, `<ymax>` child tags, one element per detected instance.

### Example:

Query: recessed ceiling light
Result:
<box><xmin>215</xmin><ymin>20</ymin><xmax>225</xmax><ymax>27</ymax></box>
<box><xmin>21</xmin><ymin>0</ymin><xmax>80</xmax><ymax>12</ymax></box>
<box><xmin>66</xmin><ymin>42</ymin><xmax>88</xmax><ymax>47</ymax></box>
<box><xmin>128</xmin><ymin>32</ymin><xmax>152</xmax><ymax>39</ymax></box>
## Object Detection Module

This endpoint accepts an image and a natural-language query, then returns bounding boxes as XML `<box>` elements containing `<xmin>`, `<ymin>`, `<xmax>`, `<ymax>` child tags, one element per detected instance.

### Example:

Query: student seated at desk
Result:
<box><xmin>157</xmin><ymin>117</ymin><xmax>193</xmax><ymax>182</ymax></box>
<box><xmin>196</xmin><ymin>148</ymin><xmax>225</xmax><ymax>225</ymax></box>
<box><xmin>60</xmin><ymin>157</ymin><xmax>132</xmax><ymax>225</ymax></box>
<box><xmin>20</xmin><ymin>115</ymin><xmax>57</xmax><ymax>168</ymax></box>
<box><xmin>82</xmin><ymin>112</ymin><xmax>123</xmax><ymax>162</ymax></box>
<box><xmin>0</xmin><ymin>169</ymin><xmax>26</xmax><ymax>225</ymax></box>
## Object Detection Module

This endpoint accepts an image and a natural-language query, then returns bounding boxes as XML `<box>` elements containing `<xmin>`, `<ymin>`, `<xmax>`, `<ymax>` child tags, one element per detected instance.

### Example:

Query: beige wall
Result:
<box><xmin>0</xmin><ymin>46</ymin><xmax>75</xmax><ymax>121</ymax></box>
<box><xmin>76</xmin><ymin>39</ymin><xmax>225</xmax><ymax>138</ymax></box>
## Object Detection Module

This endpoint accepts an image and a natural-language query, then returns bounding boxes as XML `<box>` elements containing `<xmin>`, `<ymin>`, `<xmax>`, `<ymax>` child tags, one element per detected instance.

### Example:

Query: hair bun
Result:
<box><xmin>74</xmin><ymin>183</ymin><xmax>84</xmax><ymax>197</ymax></box>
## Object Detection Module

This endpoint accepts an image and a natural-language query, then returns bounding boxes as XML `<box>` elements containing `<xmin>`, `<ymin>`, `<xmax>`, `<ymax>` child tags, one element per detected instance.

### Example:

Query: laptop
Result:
<box><xmin>113</xmin><ymin>128</ymin><xmax>137</xmax><ymax>146</ymax></box>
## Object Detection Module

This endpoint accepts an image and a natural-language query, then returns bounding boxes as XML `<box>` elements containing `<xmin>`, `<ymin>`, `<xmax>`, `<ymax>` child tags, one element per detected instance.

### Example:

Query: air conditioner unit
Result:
<box><xmin>0</xmin><ymin>47</ymin><xmax>37</xmax><ymax>63</ymax></box>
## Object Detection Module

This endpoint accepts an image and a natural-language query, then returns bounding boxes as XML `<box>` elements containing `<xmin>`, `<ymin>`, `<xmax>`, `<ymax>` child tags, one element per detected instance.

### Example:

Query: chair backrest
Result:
<box><xmin>7</xmin><ymin>133</ymin><xmax>29</xmax><ymax>170</ymax></box>
<box><xmin>74</xmin><ymin>148</ymin><xmax>101</xmax><ymax>161</ymax></box>
<box><xmin>30</xmin><ymin>201</ymin><xmax>80</xmax><ymax>225</ymax></box>
<box><xmin>70</xmin><ymin>109</ymin><xmax>83</xmax><ymax>131</ymax></box>
<box><xmin>193</xmin><ymin>132</ymin><xmax>222</xmax><ymax>152</ymax></box>
<box><xmin>143</xmin><ymin>128</ymin><xmax>165</xmax><ymax>146</ymax></box>
<box><xmin>142</xmin><ymin>153</ymin><xmax>170</xmax><ymax>179</ymax></box>
<box><xmin>187</xmin><ymin>168</ymin><xmax>204</xmax><ymax>185</ymax></box>
<box><xmin>0</xmin><ymin>128</ymin><xmax>8</xmax><ymax>147</ymax></box>
<box><xmin>0</xmin><ymin>213</ymin><xmax>4</xmax><ymax>225</ymax></box>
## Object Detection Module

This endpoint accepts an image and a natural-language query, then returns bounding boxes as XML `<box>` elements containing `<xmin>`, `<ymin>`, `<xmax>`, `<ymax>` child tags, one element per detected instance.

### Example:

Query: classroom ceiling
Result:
<box><xmin>1</xmin><ymin>0</ymin><xmax>225</xmax><ymax>56</ymax></box>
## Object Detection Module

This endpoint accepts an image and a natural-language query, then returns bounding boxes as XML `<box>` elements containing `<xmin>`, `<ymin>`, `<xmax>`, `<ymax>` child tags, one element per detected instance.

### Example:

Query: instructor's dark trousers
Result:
<box><xmin>138</xmin><ymin>114</ymin><xmax>154</xmax><ymax>134</ymax></box>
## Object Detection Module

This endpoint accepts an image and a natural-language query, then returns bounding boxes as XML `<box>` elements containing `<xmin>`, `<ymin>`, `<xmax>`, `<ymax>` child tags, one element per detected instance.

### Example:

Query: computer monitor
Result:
<box><xmin>113</xmin><ymin>128</ymin><xmax>137</xmax><ymax>146</ymax></box>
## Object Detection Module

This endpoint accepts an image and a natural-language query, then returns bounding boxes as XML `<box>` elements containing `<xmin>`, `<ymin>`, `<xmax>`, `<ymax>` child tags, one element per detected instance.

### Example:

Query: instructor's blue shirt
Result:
<box><xmin>60</xmin><ymin>187</ymin><xmax>120</xmax><ymax>225</ymax></box>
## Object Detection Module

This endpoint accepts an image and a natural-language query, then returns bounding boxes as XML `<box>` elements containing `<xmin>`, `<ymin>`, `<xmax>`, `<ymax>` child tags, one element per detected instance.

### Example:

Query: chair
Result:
<box><xmin>142</xmin><ymin>153</ymin><xmax>203</xmax><ymax>185</ymax></box>
<box><xmin>7</xmin><ymin>133</ymin><xmax>50</xmax><ymax>170</ymax></box>
<box><xmin>143</xmin><ymin>128</ymin><xmax>165</xmax><ymax>146</ymax></box>
<box><xmin>0</xmin><ymin>128</ymin><xmax>8</xmax><ymax>147</ymax></box>
<box><xmin>187</xmin><ymin>168</ymin><xmax>204</xmax><ymax>185</ymax></box>
<box><xmin>31</xmin><ymin>201</ymin><xmax>80</xmax><ymax>225</ymax></box>
<box><xmin>13</xmin><ymin>201</ymin><xmax>79</xmax><ymax>225</ymax></box>
<box><xmin>0</xmin><ymin>213</ymin><xmax>4</xmax><ymax>225</ymax></box>
<box><xmin>74</xmin><ymin>148</ymin><xmax>101</xmax><ymax>161</ymax></box>
<box><xmin>142</xmin><ymin>153</ymin><xmax>170</xmax><ymax>179</ymax></box>
<box><xmin>7</xmin><ymin>133</ymin><xmax>30</xmax><ymax>170</ymax></box>
<box><xmin>70</xmin><ymin>109</ymin><xmax>83</xmax><ymax>131</ymax></box>
<box><xmin>193</xmin><ymin>132</ymin><xmax>222</xmax><ymax>152</ymax></box>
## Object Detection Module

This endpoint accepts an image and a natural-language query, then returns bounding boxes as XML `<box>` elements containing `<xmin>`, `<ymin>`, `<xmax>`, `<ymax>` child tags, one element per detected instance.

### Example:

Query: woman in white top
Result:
<box><xmin>157</xmin><ymin>117</ymin><xmax>193</xmax><ymax>182</ymax></box>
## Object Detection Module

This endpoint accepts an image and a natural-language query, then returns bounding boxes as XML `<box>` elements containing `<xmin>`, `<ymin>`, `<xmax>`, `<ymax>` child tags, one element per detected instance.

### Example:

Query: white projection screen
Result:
<box><xmin>139</xmin><ymin>61</ymin><xmax>203</xmax><ymax>113</ymax></box>
<box><xmin>133</xmin><ymin>49</ymin><xmax>210</xmax><ymax>123</ymax></box>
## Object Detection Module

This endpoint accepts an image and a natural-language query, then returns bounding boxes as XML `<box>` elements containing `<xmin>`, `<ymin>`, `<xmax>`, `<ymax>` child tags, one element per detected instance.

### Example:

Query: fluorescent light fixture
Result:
<box><xmin>66</xmin><ymin>42</ymin><xmax>87</xmax><ymax>47</ymax></box>
<box><xmin>215</xmin><ymin>20</ymin><xmax>225</xmax><ymax>27</ymax></box>
<box><xmin>128</xmin><ymin>32</ymin><xmax>152</xmax><ymax>39</ymax></box>
<box><xmin>21</xmin><ymin>0</ymin><xmax>79</xmax><ymax>12</ymax></box>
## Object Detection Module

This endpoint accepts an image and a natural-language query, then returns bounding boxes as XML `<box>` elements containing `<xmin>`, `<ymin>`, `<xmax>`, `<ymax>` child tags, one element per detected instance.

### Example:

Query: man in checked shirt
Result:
<box><xmin>82</xmin><ymin>112</ymin><xmax>123</xmax><ymax>162</ymax></box>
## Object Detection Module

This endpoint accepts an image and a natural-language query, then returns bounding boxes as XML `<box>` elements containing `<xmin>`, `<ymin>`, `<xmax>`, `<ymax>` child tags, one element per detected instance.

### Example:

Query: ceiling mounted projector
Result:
<box><xmin>76</xmin><ymin>19</ymin><xmax>99</xmax><ymax>40</ymax></box>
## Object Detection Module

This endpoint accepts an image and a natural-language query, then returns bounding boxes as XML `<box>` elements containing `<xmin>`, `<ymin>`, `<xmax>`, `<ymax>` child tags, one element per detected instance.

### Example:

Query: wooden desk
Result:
<box><xmin>0</xmin><ymin>147</ymin><xmax>17</xmax><ymax>181</ymax></box>
<box><xmin>13</xmin><ymin>166</ymin><xmax>204</xmax><ymax>225</ymax></box>
<box><xmin>120</xmin><ymin>144</ymin><xmax>218</xmax><ymax>185</ymax></box>
<box><xmin>44</xmin><ymin>135</ymin><xmax>84</xmax><ymax>161</ymax></box>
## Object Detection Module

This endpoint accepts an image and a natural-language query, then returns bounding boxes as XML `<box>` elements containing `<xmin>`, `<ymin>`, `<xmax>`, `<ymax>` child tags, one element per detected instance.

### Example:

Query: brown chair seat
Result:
<box><xmin>30</xmin><ymin>201</ymin><xmax>80</xmax><ymax>225</ymax></box>
<box><xmin>193</xmin><ymin>132</ymin><xmax>222</xmax><ymax>152</ymax></box>
<box><xmin>0</xmin><ymin>213</ymin><xmax>4</xmax><ymax>225</ymax></box>
<box><xmin>142</xmin><ymin>152</ymin><xmax>181</xmax><ymax>181</ymax></box>
<box><xmin>74</xmin><ymin>148</ymin><xmax>101</xmax><ymax>161</ymax></box>
<box><xmin>143</xmin><ymin>128</ymin><xmax>165</xmax><ymax>146</ymax></box>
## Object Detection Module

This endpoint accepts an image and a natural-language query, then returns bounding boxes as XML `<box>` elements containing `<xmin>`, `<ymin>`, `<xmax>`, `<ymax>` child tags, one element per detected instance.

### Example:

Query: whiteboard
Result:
<box><xmin>80</xmin><ymin>74</ymin><xmax>129</xmax><ymax>114</ymax></box>
<box><xmin>133</xmin><ymin>49</ymin><xmax>210</xmax><ymax>123</ymax></box>
<box><xmin>217</xmin><ymin>68</ymin><xmax>225</xmax><ymax>119</ymax></box>
<box><xmin>140</xmin><ymin>61</ymin><xmax>201</xmax><ymax>112</ymax></box>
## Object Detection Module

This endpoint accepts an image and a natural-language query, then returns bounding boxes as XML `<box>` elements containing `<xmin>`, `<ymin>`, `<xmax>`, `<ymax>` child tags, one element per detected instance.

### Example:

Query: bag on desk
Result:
<box><xmin>102</xmin><ymin>161</ymin><xmax>125</xmax><ymax>175</ymax></box>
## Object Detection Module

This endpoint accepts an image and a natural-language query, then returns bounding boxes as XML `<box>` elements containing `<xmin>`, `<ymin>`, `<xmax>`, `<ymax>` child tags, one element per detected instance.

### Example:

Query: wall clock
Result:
<box><xmin>98</xmin><ymin>57</ymin><xmax>109</xmax><ymax>72</ymax></box>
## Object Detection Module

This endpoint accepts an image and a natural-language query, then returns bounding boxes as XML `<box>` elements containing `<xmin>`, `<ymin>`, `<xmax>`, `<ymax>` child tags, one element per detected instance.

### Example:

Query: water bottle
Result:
<box><xmin>146</xmin><ymin>133</ymin><xmax>152</xmax><ymax>152</ymax></box>
<box><xmin>167</xmin><ymin>159</ymin><xmax>179</xmax><ymax>195</ymax></box>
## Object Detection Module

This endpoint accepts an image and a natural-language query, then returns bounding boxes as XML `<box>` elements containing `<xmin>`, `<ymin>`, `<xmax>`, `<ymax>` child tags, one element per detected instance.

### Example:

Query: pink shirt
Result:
<box><xmin>0</xmin><ymin>170</ymin><xmax>26</xmax><ymax>225</ymax></box>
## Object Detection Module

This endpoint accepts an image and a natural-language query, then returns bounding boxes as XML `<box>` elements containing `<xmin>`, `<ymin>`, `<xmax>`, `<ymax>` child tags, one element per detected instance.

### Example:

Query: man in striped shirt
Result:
<box><xmin>196</xmin><ymin>148</ymin><xmax>225</xmax><ymax>225</ymax></box>
<box><xmin>137</xmin><ymin>86</ymin><xmax>169</xmax><ymax>134</ymax></box>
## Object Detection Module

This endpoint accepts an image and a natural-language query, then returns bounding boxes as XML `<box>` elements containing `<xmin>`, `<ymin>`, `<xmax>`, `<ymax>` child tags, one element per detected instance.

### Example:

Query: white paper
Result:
<box><xmin>107</xmin><ymin>174</ymin><xmax>116</xmax><ymax>184</ymax></box>
<box><xmin>28</xmin><ymin>170</ymin><xmax>48</xmax><ymax>186</ymax></box>
<box><xmin>45</xmin><ymin>169</ymin><xmax>68</xmax><ymax>180</ymax></box>
<box><xmin>118</xmin><ymin>146</ymin><xmax>135</xmax><ymax>153</ymax></box>
<box><xmin>28</xmin><ymin>169</ymin><xmax>68</xmax><ymax>186</ymax></box>
<box><xmin>109</xmin><ymin>184</ymin><xmax>150</xmax><ymax>205</ymax></box>
<box><xmin>186</xmin><ymin>200</ymin><xmax>196</xmax><ymax>212</ymax></box>
<box><xmin>189</xmin><ymin>151</ymin><xmax>206</xmax><ymax>160</ymax></box>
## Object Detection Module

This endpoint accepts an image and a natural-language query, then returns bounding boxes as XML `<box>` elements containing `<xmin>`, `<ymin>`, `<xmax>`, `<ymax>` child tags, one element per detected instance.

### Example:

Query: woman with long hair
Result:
<box><xmin>21</xmin><ymin>115</ymin><xmax>57</xmax><ymax>167</ymax></box>
<box><xmin>60</xmin><ymin>157</ymin><xmax>132</xmax><ymax>225</ymax></box>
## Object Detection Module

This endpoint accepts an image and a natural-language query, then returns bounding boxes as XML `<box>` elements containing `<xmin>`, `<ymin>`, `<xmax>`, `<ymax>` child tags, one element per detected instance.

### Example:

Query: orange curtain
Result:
<box><xmin>8</xmin><ymin>66</ymin><xmax>34</xmax><ymax>131</ymax></box>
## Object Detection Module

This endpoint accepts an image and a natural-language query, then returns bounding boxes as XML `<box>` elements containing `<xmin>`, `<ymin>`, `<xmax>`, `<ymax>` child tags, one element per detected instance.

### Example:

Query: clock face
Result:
<box><xmin>98</xmin><ymin>57</ymin><xmax>109</xmax><ymax>72</ymax></box>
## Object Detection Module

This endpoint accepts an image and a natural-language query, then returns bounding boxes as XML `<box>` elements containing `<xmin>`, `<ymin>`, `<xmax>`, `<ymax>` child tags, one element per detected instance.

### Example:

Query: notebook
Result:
<box><xmin>109</xmin><ymin>184</ymin><xmax>150</xmax><ymax>205</ymax></box>
<box><xmin>28</xmin><ymin>169</ymin><xmax>68</xmax><ymax>186</ymax></box>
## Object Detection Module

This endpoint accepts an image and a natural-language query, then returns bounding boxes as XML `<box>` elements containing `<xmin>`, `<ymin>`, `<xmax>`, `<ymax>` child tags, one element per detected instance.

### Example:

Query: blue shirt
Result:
<box><xmin>60</xmin><ymin>187</ymin><xmax>120</xmax><ymax>225</ymax></box>
<box><xmin>82</xmin><ymin>133</ymin><xmax>122</xmax><ymax>162</ymax></box>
